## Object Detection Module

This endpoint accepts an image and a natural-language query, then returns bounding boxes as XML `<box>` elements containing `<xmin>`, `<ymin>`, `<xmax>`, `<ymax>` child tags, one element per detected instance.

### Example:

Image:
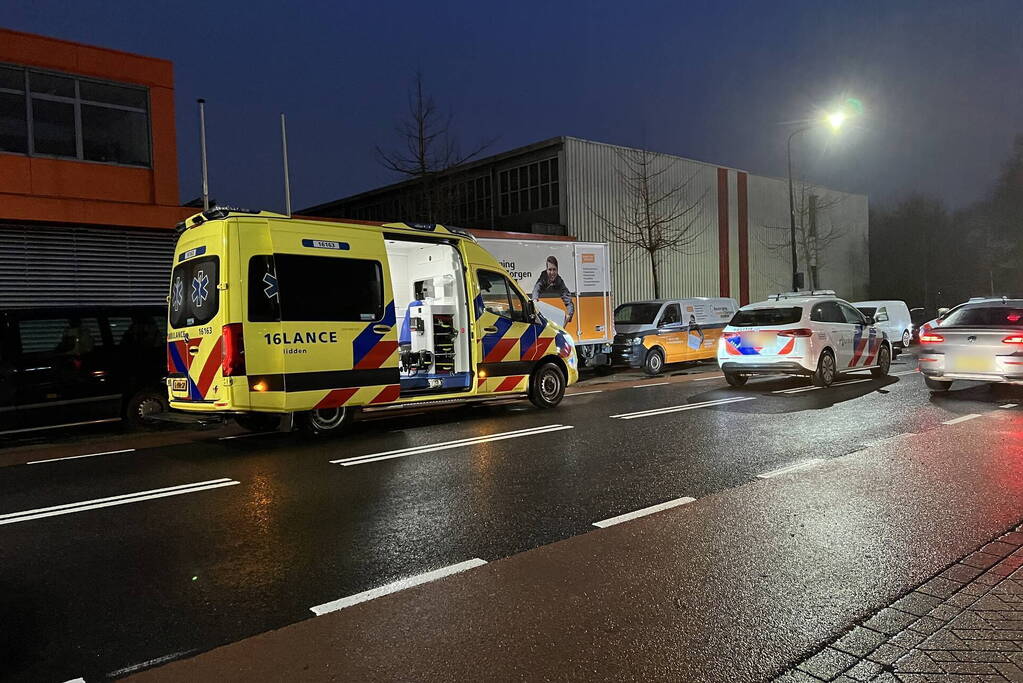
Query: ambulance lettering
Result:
<box><xmin>263</xmin><ymin>331</ymin><xmax>338</xmax><ymax>345</ymax></box>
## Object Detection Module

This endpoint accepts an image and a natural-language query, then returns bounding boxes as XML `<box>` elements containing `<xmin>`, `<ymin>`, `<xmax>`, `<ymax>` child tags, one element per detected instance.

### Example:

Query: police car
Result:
<box><xmin>717</xmin><ymin>291</ymin><xmax>893</xmax><ymax>387</ymax></box>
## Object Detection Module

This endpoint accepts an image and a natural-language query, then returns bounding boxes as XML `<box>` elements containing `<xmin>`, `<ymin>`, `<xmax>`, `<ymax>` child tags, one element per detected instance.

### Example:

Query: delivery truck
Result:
<box><xmin>474</xmin><ymin>233</ymin><xmax>614</xmax><ymax>368</ymax></box>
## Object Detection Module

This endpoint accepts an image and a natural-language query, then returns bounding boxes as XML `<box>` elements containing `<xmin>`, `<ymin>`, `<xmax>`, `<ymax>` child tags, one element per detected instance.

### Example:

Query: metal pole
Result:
<box><xmin>280</xmin><ymin>113</ymin><xmax>292</xmax><ymax>217</ymax></box>
<box><xmin>198</xmin><ymin>99</ymin><xmax>209</xmax><ymax>211</ymax></box>
<box><xmin>786</xmin><ymin>127</ymin><xmax>808</xmax><ymax>292</ymax></box>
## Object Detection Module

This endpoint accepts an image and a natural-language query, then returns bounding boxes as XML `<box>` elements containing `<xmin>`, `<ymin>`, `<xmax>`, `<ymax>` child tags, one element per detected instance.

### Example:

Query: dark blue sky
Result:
<box><xmin>7</xmin><ymin>0</ymin><xmax>1022</xmax><ymax>213</ymax></box>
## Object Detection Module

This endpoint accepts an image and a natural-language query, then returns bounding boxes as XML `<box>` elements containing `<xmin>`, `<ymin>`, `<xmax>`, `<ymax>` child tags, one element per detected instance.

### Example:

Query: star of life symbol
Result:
<box><xmin>263</xmin><ymin>271</ymin><xmax>279</xmax><ymax>299</ymax></box>
<box><xmin>172</xmin><ymin>278</ymin><xmax>185</xmax><ymax>311</ymax></box>
<box><xmin>191</xmin><ymin>270</ymin><xmax>210</xmax><ymax>308</ymax></box>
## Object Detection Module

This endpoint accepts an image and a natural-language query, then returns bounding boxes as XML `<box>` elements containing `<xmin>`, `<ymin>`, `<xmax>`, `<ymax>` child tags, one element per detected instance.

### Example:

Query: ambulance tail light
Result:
<box><xmin>777</xmin><ymin>328</ymin><xmax>813</xmax><ymax>338</ymax></box>
<box><xmin>222</xmin><ymin>323</ymin><xmax>246</xmax><ymax>376</ymax></box>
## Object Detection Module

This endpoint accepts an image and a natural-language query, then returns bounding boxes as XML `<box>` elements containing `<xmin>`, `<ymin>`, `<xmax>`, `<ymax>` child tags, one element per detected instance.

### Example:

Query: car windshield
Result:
<box><xmin>940</xmin><ymin>305</ymin><xmax>1023</xmax><ymax>328</ymax></box>
<box><xmin>615</xmin><ymin>303</ymin><xmax>663</xmax><ymax>325</ymax></box>
<box><xmin>857</xmin><ymin>306</ymin><xmax>877</xmax><ymax>317</ymax></box>
<box><xmin>729</xmin><ymin>307</ymin><xmax>803</xmax><ymax>327</ymax></box>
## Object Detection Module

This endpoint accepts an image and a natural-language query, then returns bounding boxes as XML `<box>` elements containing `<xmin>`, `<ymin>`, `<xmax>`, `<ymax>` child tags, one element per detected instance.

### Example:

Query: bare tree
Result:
<box><xmin>376</xmin><ymin>71</ymin><xmax>495</xmax><ymax>223</ymax></box>
<box><xmin>590</xmin><ymin>148</ymin><xmax>708</xmax><ymax>299</ymax></box>
<box><xmin>759</xmin><ymin>181</ymin><xmax>849</xmax><ymax>290</ymax></box>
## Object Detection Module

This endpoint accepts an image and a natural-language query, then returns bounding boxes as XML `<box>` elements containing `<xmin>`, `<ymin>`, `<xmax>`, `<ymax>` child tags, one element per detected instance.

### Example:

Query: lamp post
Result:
<box><xmin>786</xmin><ymin>110</ymin><xmax>847</xmax><ymax>291</ymax></box>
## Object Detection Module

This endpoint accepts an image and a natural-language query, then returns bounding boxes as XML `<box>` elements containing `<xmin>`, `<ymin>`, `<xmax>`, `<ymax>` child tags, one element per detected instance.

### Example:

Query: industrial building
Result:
<box><xmin>0</xmin><ymin>28</ymin><xmax>191</xmax><ymax>307</ymax></box>
<box><xmin>305</xmin><ymin>136</ymin><xmax>869</xmax><ymax>305</ymax></box>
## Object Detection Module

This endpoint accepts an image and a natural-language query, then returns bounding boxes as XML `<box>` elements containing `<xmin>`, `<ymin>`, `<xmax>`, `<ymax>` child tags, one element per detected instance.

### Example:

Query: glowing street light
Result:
<box><xmin>786</xmin><ymin>103</ymin><xmax>858</xmax><ymax>290</ymax></box>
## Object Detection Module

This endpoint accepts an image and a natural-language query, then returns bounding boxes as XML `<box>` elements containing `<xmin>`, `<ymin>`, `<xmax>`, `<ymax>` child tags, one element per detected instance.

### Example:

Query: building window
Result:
<box><xmin>0</xmin><ymin>63</ymin><xmax>151</xmax><ymax>167</ymax></box>
<box><xmin>498</xmin><ymin>157</ymin><xmax>559</xmax><ymax>216</ymax></box>
<box><xmin>451</xmin><ymin>176</ymin><xmax>492</xmax><ymax>223</ymax></box>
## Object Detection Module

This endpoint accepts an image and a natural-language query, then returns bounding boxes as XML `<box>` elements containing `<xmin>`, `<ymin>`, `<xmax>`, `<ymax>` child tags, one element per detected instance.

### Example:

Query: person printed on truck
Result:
<box><xmin>532</xmin><ymin>256</ymin><xmax>574</xmax><ymax>324</ymax></box>
<box><xmin>687</xmin><ymin>313</ymin><xmax>705</xmax><ymax>350</ymax></box>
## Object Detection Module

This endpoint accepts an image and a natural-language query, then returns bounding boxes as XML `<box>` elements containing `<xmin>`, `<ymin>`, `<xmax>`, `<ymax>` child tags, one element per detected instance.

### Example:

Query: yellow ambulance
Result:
<box><xmin>166</xmin><ymin>208</ymin><xmax>578</xmax><ymax>434</ymax></box>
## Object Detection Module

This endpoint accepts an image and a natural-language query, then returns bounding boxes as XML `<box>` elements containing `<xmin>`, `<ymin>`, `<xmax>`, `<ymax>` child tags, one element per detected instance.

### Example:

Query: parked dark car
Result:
<box><xmin>0</xmin><ymin>306</ymin><xmax>167</xmax><ymax>436</ymax></box>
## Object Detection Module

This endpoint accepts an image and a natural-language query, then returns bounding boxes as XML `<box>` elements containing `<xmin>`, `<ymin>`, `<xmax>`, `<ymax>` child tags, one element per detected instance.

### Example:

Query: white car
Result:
<box><xmin>853</xmin><ymin>300</ymin><xmax>913</xmax><ymax>348</ymax></box>
<box><xmin>717</xmin><ymin>294</ymin><xmax>893</xmax><ymax>387</ymax></box>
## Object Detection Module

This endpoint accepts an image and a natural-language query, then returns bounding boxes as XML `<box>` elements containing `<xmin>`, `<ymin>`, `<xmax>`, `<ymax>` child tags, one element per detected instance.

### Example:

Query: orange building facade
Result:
<box><xmin>0</xmin><ymin>28</ymin><xmax>192</xmax><ymax>306</ymax></box>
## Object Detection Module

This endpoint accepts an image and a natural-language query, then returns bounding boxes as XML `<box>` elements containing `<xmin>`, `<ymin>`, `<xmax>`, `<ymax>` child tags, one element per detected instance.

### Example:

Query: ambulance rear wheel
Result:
<box><xmin>235</xmin><ymin>413</ymin><xmax>282</xmax><ymax>432</ymax></box>
<box><xmin>529</xmin><ymin>363</ymin><xmax>566</xmax><ymax>409</ymax></box>
<box><xmin>299</xmin><ymin>406</ymin><xmax>352</xmax><ymax>435</ymax></box>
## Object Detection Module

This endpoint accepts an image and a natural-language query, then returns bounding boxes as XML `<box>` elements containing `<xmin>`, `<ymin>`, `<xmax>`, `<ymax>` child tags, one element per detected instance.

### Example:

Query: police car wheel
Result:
<box><xmin>529</xmin><ymin>363</ymin><xmax>566</xmax><ymax>409</ymax></box>
<box><xmin>235</xmin><ymin>413</ymin><xmax>282</xmax><ymax>432</ymax></box>
<box><xmin>643</xmin><ymin>349</ymin><xmax>665</xmax><ymax>376</ymax></box>
<box><xmin>871</xmin><ymin>344</ymin><xmax>892</xmax><ymax>378</ymax></box>
<box><xmin>924</xmin><ymin>377</ymin><xmax>952</xmax><ymax>393</ymax></box>
<box><xmin>812</xmin><ymin>350</ymin><xmax>836</xmax><ymax>387</ymax></box>
<box><xmin>724</xmin><ymin>371</ymin><xmax>748</xmax><ymax>387</ymax></box>
<box><xmin>300</xmin><ymin>407</ymin><xmax>352</xmax><ymax>435</ymax></box>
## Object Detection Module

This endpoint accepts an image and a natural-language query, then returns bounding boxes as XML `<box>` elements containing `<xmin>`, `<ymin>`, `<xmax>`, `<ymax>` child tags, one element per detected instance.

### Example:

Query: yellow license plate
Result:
<box><xmin>172</xmin><ymin>378</ymin><xmax>188</xmax><ymax>392</ymax></box>
<box><xmin>953</xmin><ymin>355</ymin><xmax>991</xmax><ymax>372</ymax></box>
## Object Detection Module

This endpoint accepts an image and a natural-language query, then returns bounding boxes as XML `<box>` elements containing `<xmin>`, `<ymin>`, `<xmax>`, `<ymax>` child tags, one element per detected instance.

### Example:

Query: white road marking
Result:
<box><xmin>107</xmin><ymin>650</ymin><xmax>196</xmax><ymax>677</ymax></box>
<box><xmin>633</xmin><ymin>382</ymin><xmax>669</xmax><ymax>388</ymax></box>
<box><xmin>310</xmin><ymin>558</ymin><xmax>487</xmax><ymax>615</ymax></box>
<box><xmin>0</xmin><ymin>417</ymin><xmax>121</xmax><ymax>437</ymax></box>
<box><xmin>565</xmin><ymin>390</ymin><xmax>603</xmax><ymax>397</ymax></box>
<box><xmin>610</xmin><ymin>396</ymin><xmax>755</xmax><ymax>420</ymax></box>
<box><xmin>690</xmin><ymin>376</ymin><xmax>722</xmax><ymax>381</ymax></box>
<box><xmin>218</xmin><ymin>432</ymin><xmax>277</xmax><ymax>440</ymax></box>
<box><xmin>27</xmin><ymin>448</ymin><xmax>135</xmax><ymax>465</ymax></box>
<box><xmin>0</xmin><ymin>478</ymin><xmax>240</xmax><ymax>526</ymax></box>
<box><xmin>592</xmin><ymin>497</ymin><xmax>696</xmax><ymax>528</ymax></box>
<box><xmin>61</xmin><ymin>678</ymin><xmax>86</xmax><ymax>683</ymax></box>
<box><xmin>942</xmin><ymin>414</ymin><xmax>981</xmax><ymax>425</ymax></box>
<box><xmin>1001</xmin><ymin>404</ymin><xmax>1018</xmax><ymax>409</ymax></box>
<box><xmin>892</xmin><ymin>370</ymin><xmax>919</xmax><ymax>376</ymax></box>
<box><xmin>331</xmin><ymin>425</ymin><xmax>574</xmax><ymax>466</ymax></box>
<box><xmin>773</xmin><ymin>378</ymin><xmax>872</xmax><ymax>394</ymax></box>
<box><xmin>757</xmin><ymin>459</ymin><xmax>824</xmax><ymax>479</ymax></box>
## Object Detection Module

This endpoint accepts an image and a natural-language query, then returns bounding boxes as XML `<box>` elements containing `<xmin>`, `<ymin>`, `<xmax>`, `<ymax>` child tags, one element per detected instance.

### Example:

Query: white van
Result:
<box><xmin>853</xmin><ymin>300</ymin><xmax>913</xmax><ymax>348</ymax></box>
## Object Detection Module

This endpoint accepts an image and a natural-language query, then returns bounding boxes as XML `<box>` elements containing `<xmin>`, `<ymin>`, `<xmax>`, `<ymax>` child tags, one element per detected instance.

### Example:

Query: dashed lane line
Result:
<box><xmin>892</xmin><ymin>370</ymin><xmax>919</xmax><ymax>376</ymax></box>
<box><xmin>106</xmin><ymin>650</ymin><xmax>197</xmax><ymax>678</ymax></box>
<box><xmin>331</xmin><ymin>424</ymin><xmax>574</xmax><ymax>466</ymax></box>
<box><xmin>565</xmin><ymin>390</ymin><xmax>603</xmax><ymax>397</ymax></box>
<box><xmin>690</xmin><ymin>375</ymin><xmax>723</xmax><ymax>381</ymax></box>
<box><xmin>1001</xmin><ymin>404</ymin><xmax>1019</xmax><ymax>409</ymax></box>
<box><xmin>0</xmin><ymin>478</ymin><xmax>241</xmax><ymax>526</ymax></box>
<box><xmin>310</xmin><ymin>559</ymin><xmax>488</xmax><ymax>615</ymax></box>
<box><xmin>27</xmin><ymin>448</ymin><xmax>135</xmax><ymax>465</ymax></box>
<box><xmin>773</xmin><ymin>378</ymin><xmax>873</xmax><ymax>394</ymax></box>
<box><xmin>219</xmin><ymin>431</ymin><xmax>279</xmax><ymax>440</ymax></box>
<box><xmin>942</xmin><ymin>414</ymin><xmax>981</xmax><ymax>425</ymax></box>
<box><xmin>757</xmin><ymin>459</ymin><xmax>824</xmax><ymax>479</ymax></box>
<box><xmin>592</xmin><ymin>497</ymin><xmax>696</xmax><ymax>528</ymax></box>
<box><xmin>633</xmin><ymin>382</ymin><xmax>669</xmax><ymax>388</ymax></box>
<box><xmin>610</xmin><ymin>396</ymin><xmax>755</xmax><ymax>420</ymax></box>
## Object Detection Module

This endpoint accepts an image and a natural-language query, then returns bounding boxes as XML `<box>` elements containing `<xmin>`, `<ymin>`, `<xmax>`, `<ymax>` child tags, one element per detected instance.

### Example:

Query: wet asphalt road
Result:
<box><xmin>2</xmin><ymin>357</ymin><xmax>1022</xmax><ymax>681</ymax></box>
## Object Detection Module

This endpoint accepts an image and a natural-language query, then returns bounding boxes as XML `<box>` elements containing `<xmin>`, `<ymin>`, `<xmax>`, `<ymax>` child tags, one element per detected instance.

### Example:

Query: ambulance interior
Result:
<box><xmin>385</xmin><ymin>239</ymin><xmax>472</xmax><ymax>395</ymax></box>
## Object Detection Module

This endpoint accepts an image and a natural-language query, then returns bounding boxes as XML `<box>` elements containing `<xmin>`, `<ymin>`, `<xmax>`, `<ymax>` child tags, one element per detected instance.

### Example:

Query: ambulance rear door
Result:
<box><xmin>264</xmin><ymin>221</ymin><xmax>400</xmax><ymax>411</ymax></box>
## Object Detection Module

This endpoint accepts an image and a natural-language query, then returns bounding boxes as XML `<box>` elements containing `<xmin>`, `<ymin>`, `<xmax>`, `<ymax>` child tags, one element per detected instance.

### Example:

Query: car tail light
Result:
<box><xmin>777</xmin><ymin>328</ymin><xmax>813</xmax><ymax>337</ymax></box>
<box><xmin>222</xmin><ymin>323</ymin><xmax>246</xmax><ymax>376</ymax></box>
<box><xmin>919</xmin><ymin>333</ymin><xmax>944</xmax><ymax>343</ymax></box>
<box><xmin>1002</xmin><ymin>335</ymin><xmax>1023</xmax><ymax>345</ymax></box>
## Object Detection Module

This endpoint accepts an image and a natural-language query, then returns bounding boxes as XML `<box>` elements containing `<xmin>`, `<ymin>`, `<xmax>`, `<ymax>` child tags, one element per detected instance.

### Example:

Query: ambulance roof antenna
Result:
<box><xmin>280</xmin><ymin>112</ymin><xmax>292</xmax><ymax>217</ymax></box>
<box><xmin>198</xmin><ymin>99</ymin><xmax>210</xmax><ymax>211</ymax></box>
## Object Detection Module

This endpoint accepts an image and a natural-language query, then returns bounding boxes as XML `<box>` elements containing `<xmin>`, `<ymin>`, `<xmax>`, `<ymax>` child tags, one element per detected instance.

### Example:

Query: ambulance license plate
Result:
<box><xmin>172</xmin><ymin>378</ymin><xmax>188</xmax><ymax>392</ymax></box>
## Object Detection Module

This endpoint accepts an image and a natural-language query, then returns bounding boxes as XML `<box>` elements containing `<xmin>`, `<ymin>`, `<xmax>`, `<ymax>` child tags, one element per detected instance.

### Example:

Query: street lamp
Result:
<box><xmin>787</xmin><ymin>109</ymin><xmax>847</xmax><ymax>291</ymax></box>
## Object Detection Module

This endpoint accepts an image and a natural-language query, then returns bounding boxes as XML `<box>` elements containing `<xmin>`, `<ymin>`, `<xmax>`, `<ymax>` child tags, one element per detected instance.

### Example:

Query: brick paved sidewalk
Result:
<box><xmin>777</xmin><ymin>524</ymin><xmax>1023</xmax><ymax>682</ymax></box>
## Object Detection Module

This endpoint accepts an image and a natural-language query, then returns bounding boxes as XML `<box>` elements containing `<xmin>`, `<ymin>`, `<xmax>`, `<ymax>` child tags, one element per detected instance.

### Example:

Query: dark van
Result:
<box><xmin>0</xmin><ymin>306</ymin><xmax>168</xmax><ymax>436</ymax></box>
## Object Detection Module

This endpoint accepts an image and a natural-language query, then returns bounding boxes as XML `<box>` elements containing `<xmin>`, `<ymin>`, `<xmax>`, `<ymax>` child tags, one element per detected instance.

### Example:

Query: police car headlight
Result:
<box><xmin>632</xmin><ymin>336</ymin><xmax>643</xmax><ymax>345</ymax></box>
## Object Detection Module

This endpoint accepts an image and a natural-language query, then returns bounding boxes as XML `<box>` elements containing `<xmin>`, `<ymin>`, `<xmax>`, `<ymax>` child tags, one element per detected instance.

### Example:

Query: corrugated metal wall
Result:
<box><xmin>0</xmin><ymin>223</ymin><xmax>175</xmax><ymax>307</ymax></box>
<box><xmin>562</xmin><ymin>137</ymin><xmax>869</xmax><ymax>305</ymax></box>
<box><xmin>563</xmin><ymin>138</ymin><xmax>721</xmax><ymax>304</ymax></box>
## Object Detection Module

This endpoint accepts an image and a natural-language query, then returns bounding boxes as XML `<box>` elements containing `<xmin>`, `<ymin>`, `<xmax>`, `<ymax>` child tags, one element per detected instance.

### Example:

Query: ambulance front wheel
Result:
<box><xmin>529</xmin><ymin>362</ymin><xmax>566</xmax><ymax>409</ymax></box>
<box><xmin>298</xmin><ymin>406</ymin><xmax>353</xmax><ymax>435</ymax></box>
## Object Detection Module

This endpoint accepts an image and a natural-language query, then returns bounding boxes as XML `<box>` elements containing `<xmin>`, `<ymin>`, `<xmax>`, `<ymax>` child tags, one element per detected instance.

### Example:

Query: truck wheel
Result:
<box><xmin>924</xmin><ymin>377</ymin><xmax>952</xmax><ymax>393</ymax></box>
<box><xmin>298</xmin><ymin>406</ymin><xmax>352</xmax><ymax>435</ymax></box>
<box><xmin>529</xmin><ymin>362</ymin><xmax>566</xmax><ymax>409</ymax></box>
<box><xmin>812</xmin><ymin>350</ymin><xmax>836</xmax><ymax>387</ymax></box>
<box><xmin>235</xmin><ymin>413</ymin><xmax>282</xmax><ymax>432</ymax></box>
<box><xmin>871</xmin><ymin>344</ymin><xmax>892</xmax><ymax>378</ymax></box>
<box><xmin>724</xmin><ymin>371</ymin><xmax>747</xmax><ymax>387</ymax></box>
<box><xmin>643</xmin><ymin>348</ymin><xmax>665</xmax><ymax>376</ymax></box>
<box><xmin>124</xmin><ymin>388</ymin><xmax>168</xmax><ymax>430</ymax></box>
